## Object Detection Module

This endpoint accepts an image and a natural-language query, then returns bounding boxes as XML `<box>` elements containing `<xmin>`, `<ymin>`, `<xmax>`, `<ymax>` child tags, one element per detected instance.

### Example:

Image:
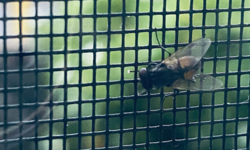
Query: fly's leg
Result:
<box><xmin>189</xmin><ymin>76</ymin><xmax>196</xmax><ymax>83</ymax></box>
<box><xmin>160</xmin><ymin>89</ymin><xmax>179</xmax><ymax>113</ymax></box>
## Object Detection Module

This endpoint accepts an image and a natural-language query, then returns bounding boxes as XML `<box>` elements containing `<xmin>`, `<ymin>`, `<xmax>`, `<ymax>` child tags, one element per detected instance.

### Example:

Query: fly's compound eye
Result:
<box><xmin>139</xmin><ymin>68</ymin><xmax>152</xmax><ymax>90</ymax></box>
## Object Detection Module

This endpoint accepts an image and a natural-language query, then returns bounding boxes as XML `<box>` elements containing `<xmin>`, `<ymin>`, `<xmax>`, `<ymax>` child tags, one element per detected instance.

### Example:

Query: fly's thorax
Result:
<box><xmin>146</xmin><ymin>63</ymin><xmax>177</xmax><ymax>89</ymax></box>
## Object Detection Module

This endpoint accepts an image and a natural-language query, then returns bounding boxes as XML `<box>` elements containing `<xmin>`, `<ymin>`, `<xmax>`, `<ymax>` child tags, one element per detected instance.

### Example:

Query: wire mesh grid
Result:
<box><xmin>0</xmin><ymin>0</ymin><xmax>250</xmax><ymax>150</ymax></box>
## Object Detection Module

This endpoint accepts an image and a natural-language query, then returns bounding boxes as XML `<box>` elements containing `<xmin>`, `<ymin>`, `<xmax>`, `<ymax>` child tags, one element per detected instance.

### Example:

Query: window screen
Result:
<box><xmin>0</xmin><ymin>0</ymin><xmax>250</xmax><ymax>150</ymax></box>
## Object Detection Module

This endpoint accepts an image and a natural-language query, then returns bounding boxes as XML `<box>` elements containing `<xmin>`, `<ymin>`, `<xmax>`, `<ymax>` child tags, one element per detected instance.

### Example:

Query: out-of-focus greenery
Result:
<box><xmin>26</xmin><ymin>0</ymin><xmax>250</xmax><ymax>149</ymax></box>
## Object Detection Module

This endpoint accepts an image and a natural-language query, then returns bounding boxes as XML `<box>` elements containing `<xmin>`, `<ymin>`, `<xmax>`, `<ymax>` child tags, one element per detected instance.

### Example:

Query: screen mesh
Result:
<box><xmin>0</xmin><ymin>0</ymin><xmax>250</xmax><ymax>150</ymax></box>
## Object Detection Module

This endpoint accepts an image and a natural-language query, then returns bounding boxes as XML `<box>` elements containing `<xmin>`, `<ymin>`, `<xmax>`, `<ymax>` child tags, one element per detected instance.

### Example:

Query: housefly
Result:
<box><xmin>138</xmin><ymin>37</ymin><xmax>223</xmax><ymax>92</ymax></box>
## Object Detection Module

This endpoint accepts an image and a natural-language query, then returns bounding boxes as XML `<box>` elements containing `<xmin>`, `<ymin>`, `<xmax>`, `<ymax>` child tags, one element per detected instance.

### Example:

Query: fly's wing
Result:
<box><xmin>172</xmin><ymin>74</ymin><xmax>223</xmax><ymax>90</ymax></box>
<box><xmin>169</xmin><ymin>38</ymin><xmax>211</xmax><ymax>60</ymax></box>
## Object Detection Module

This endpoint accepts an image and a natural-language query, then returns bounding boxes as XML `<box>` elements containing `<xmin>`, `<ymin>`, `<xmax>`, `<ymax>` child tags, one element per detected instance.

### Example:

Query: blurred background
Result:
<box><xmin>0</xmin><ymin>0</ymin><xmax>250</xmax><ymax>149</ymax></box>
